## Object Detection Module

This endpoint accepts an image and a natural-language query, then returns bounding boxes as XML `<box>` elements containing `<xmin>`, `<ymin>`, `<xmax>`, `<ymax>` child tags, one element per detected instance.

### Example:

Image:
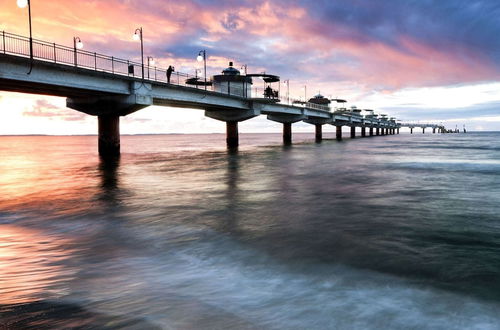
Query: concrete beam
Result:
<box><xmin>205</xmin><ymin>109</ymin><xmax>260</xmax><ymax>122</ymax></box>
<box><xmin>267</xmin><ymin>114</ymin><xmax>305</xmax><ymax>124</ymax></box>
<box><xmin>67</xmin><ymin>82</ymin><xmax>152</xmax><ymax>116</ymax></box>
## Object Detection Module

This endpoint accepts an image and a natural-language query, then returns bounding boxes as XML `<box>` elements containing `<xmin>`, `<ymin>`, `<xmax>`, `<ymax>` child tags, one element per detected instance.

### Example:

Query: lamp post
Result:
<box><xmin>283</xmin><ymin>79</ymin><xmax>289</xmax><ymax>103</ymax></box>
<box><xmin>197</xmin><ymin>50</ymin><xmax>207</xmax><ymax>90</ymax></box>
<box><xmin>302</xmin><ymin>85</ymin><xmax>307</xmax><ymax>102</ymax></box>
<box><xmin>195</xmin><ymin>69</ymin><xmax>202</xmax><ymax>89</ymax></box>
<box><xmin>133</xmin><ymin>27</ymin><xmax>144</xmax><ymax>79</ymax></box>
<box><xmin>241</xmin><ymin>64</ymin><xmax>247</xmax><ymax>75</ymax></box>
<box><xmin>17</xmin><ymin>0</ymin><xmax>33</xmax><ymax>74</ymax></box>
<box><xmin>147</xmin><ymin>56</ymin><xmax>154</xmax><ymax>79</ymax></box>
<box><xmin>73</xmin><ymin>37</ymin><xmax>83</xmax><ymax>67</ymax></box>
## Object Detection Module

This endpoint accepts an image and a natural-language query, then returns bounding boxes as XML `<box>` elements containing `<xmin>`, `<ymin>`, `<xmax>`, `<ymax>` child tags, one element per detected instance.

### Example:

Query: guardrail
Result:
<box><xmin>0</xmin><ymin>30</ymin><xmax>334</xmax><ymax>113</ymax></box>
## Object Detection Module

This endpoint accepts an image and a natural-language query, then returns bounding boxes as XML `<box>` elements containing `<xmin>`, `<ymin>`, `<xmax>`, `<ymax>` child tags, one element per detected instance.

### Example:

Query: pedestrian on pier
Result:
<box><xmin>167</xmin><ymin>65</ymin><xmax>175</xmax><ymax>83</ymax></box>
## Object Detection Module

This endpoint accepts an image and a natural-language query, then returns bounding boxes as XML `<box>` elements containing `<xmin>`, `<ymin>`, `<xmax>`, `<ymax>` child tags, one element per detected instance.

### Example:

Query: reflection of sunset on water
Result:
<box><xmin>0</xmin><ymin>225</ymin><xmax>76</xmax><ymax>305</ymax></box>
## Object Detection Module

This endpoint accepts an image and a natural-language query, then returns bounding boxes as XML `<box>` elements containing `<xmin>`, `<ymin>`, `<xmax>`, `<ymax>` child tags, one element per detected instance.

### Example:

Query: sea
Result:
<box><xmin>1</xmin><ymin>132</ymin><xmax>499</xmax><ymax>329</ymax></box>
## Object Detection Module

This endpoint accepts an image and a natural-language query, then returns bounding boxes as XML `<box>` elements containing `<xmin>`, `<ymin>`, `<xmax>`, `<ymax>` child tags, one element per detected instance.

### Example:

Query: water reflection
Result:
<box><xmin>97</xmin><ymin>156</ymin><xmax>121</xmax><ymax>208</ymax></box>
<box><xmin>219</xmin><ymin>150</ymin><xmax>241</xmax><ymax>233</ymax></box>
<box><xmin>0</xmin><ymin>225</ymin><xmax>75</xmax><ymax>305</ymax></box>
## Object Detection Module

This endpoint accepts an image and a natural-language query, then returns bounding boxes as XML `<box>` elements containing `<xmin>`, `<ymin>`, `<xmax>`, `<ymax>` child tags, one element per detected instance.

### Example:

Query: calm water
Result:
<box><xmin>1</xmin><ymin>132</ymin><xmax>500</xmax><ymax>329</ymax></box>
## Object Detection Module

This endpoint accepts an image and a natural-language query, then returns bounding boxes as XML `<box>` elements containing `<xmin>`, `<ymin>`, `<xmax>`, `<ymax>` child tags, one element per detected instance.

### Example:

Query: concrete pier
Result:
<box><xmin>350</xmin><ymin>126</ymin><xmax>356</xmax><ymax>138</ymax></box>
<box><xmin>369</xmin><ymin>127</ymin><xmax>374</xmax><ymax>136</ymax></box>
<box><xmin>226</xmin><ymin>121</ymin><xmax>239</xmax><ymax>148</ymax></box>
<box><xmin>283</xmin><ymin>123</ymin><xmax>292</xmax><ymax>145</ymax></box>
<box><xmin>397</xmin><ymin>128</ymin><xmax>400</xmax><ymax>134</ymax></box>
<box><xmin>410</xmin><ymin>127</ymin><xmax>414</xmax><ymax>134</ymax></box>
<box><xmin>315</xmin><ymin>124</ymin><xmax>322</xmax><ymax>142</ymax></box>
<box><xmin>98</xmin><ymin>115</ymin><xmax>120</xmax><ymax>157</ymax></box>
<box><xmin>433</xmin><ymin>127</ymin><xmax>436</xmax><ymax>134</ymax></box>
<box><xmin>376</xmin><ymin>127</ymin><xmax>380</xmax><ymax>136</ymax></box>
<box><xmin>422</xmin><ymin>127</ymin><xmax>425</xmax><ymax>134</ymax></box>
<box><xmin>361</xmin><ymin>127</ymin><xmax>366</xmax><ymax>137</ymax></box>
<box><xmin>336</xmin><ymin>126</ymin><xmax>342</xmax><ymax>141</ymax></box>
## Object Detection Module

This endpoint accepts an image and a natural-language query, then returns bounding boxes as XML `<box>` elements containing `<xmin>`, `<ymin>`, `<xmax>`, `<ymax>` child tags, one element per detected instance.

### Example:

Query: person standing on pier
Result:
<box><xmin>167</xmin><ymin>65</ymin><xmax>175</xmax><ymax>83</ymax></box>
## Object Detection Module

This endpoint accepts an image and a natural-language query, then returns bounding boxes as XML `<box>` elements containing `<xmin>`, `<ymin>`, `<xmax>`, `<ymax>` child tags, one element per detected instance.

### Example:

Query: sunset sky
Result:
<box><xmin>1</xmin><ymin>0</ymin><xmax>500</xmax><ymax>134</ymax></box>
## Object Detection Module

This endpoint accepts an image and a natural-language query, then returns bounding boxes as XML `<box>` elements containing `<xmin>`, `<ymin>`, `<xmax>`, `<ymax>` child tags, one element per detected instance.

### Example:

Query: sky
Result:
<box><xmin>1</xmin><ymin>0</ymin><xmax>500</xmax><ymax>134</ymax></box>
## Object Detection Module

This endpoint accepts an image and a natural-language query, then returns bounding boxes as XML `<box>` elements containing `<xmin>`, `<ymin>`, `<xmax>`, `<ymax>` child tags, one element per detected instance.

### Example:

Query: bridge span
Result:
<box><xmin>0</xmin><ymin>31</ymin><xmax>436</xmax><ymax>156</ymax></box>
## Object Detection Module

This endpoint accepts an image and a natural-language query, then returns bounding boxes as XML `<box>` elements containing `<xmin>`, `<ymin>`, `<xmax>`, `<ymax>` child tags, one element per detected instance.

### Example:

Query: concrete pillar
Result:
<box><xmin>226</xmin><ymin>121</ymin><xmax>239</xmax><ymax>148</ymax></box>
<box><xmin>369</xmin><ymin>127</ymin><xmax>374</xmax><ymax>136</ymax></box>
<box><xmin>283</xmin><ymin>122</ymin><xmax>292</xmax><ymax>145</ymax></box>
<box><xmin>410</xmin><ymin>127</ymin><xmax>413</xmax><ymax>134</ymax></box>
<box><xmin>397</xmin><ymin>128</ymin><xmax>400</xmax><ymax>134</ymax></box>
<box><xmin>376</xmin><ymin>127</ymin><xmax>380</xmax><ymax>136</ymax></box>
<box><xmin>315</xmin><ymin>124</ymin><xmax>322</xmax><ymax>142</ymax></box>
<box><xmin>336</xmin><ymin>126</ymin><xmax>342</xmax><ymax>141</ymax></box>
<box><xmin>433</xmin><ymin>128</ymin><xmax>436</xmax><ymax>134</ymax></box>
<box><xmin>350</xmin><ymin>126</ymin><xmax>356</xmax><ymax>138</ymax></box>
<box><xmin>422</xmin><ymin>127</ymin><xmax>425</xmax><ymax>134</ymax></box>
<box><xmin>361</xmin><ymin>127</ymin><xmax>366</xmax><ymax>137</ymax></box>
<box><xmin>98</xmin><ymin>115</ymin><xmax>120</xmax><ymax>157</ymax></box>
<box><xmin>381</xmin><ymin>128</ymin><xmax>385</xmax><ymax>136</ymax></box>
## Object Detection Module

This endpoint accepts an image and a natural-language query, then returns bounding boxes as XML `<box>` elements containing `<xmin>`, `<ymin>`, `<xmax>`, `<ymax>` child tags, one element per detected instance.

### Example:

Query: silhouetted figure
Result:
<box><xmin>167</xmin><ymin>65</ymin><xmax>175</xmax><ymax>83</ymax></box>
<box><xmin>273</xmin><ymin>90</ymin><xmax>278</xmax><ymax>98</ymax></box>
<box><xmin>265</xmin><ymin>85</ymin><xmax>272</xmax><ymax>98</ymax></box>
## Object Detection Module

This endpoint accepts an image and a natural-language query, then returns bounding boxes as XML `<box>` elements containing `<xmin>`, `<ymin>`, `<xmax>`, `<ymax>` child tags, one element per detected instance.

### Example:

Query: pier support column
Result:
<box><xmin>226</xmin><ymin>121</ymin><xmax>239</xmax><ymax>148</ymax></box>
<box><xmin>336</xmin><ymin>126</ymin><xmax>342</xmax><ymax>141</ymax></box>
<box><xmin>397</xmin><ymin>128</ymin><xmax>400</xmax><ymax>134</ymax></box>
<box><xmin>433</xmin><ymin>128</ymin><xmax>436</xmax><ymax>134</ymax></box>
<box><xmin>381</xmin><ymin>128</ymin><xmax>385</xmax><ymax>136</ymax></box>
<box><xmin>315</xmin><ymin>124</ymin><xmax>323</xmax><ymax>142</ymax></box>
<box><xmin>206</xmin><ymin>109</ymin><xmax>260</xmax><ymax>148</ymax></box>
<box><xmin>410</xmin><ymin>128</ymin><xmax>413</xmax><ymax>134</ymax></box>
<box><xmin>369</xmin><ymin>127</ymin><xmax>374</xmax><ymax>136</ymax></box>
<box><xmin>422</xmin><ymin>127</ymin><xmax>425</xmax><ymax>134</ymax></box>
<box><xmin>283</xmin><ymin>123</ymin><xmax>292</xmax><ymax>145</ymax></box>
<box><xmin>98</xmin><ymin>115</ymin><xmax>120</xmax><ymax>157</ymax></box>
<box><xmin>376</xmin><ymin>127</ymin><xmax>380</xmax><ymax>136</ymax></box>
<box><xmin>350</xmin><ymin>126</ymin><xmax>356</xmax><ymax>138</ymax></box>
<box><xmin>361</xmin><ymin>127</ymin><xmax>366</xmax><ymax>137</ymax></box>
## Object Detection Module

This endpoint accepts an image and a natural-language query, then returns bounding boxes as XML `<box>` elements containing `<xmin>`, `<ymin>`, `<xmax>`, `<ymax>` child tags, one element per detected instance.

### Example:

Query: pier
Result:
<box><xmin>0</xmin><ymin>31</ymin><xmax>441</xmax><ymax>156</ymax></box>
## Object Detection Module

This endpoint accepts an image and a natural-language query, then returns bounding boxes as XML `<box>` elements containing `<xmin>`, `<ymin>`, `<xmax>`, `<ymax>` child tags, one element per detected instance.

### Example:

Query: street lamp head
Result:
<box><xmin>74</xmin><ymin>37</ymin><xmax>83</xmax><ymax>49</ymax></box>
<box><xmin>148</xmin><ymin>56</ymin><xmax>155</xmax><ymax>65</ymax></box>
<box><xmin>17</xmin><ymin>0</ymin><xmax>28</xmax><ymax>8</ymax></box>
<box><xmin>133</xmin><ymin>28</ymin><xmax>142</xmax><ymax>41</ymax></box>
<box><xmin>197</xmin><ymin>50</ymin><xmax>205</xmax><ymax>62</ymax></box>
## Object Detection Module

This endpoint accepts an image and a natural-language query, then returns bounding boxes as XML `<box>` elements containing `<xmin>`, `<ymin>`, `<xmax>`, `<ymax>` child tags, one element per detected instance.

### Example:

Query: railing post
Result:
<box><xmin>127</xmin><ymin>60</ymin><xmax>130</xmax><ymax>76</ymax></box>
<box><xmin>2</xmin><ymin>31</ymin><xmax>5</xmax><ymax>54</ymax></box>
<box><xmin>177</xmin><ymin>72</ymin><xmax>179</xmax><ymax>85</ymax></box>
<box><xmin>94</xmin><ymin>52</ymin><xmax>97</xmax><ymax>70</ymax></box>
<box><xmin>53</xmin><ymin>43</ymin><xmax>56</xmax><ymax>63</ymax></box>
<box><xmin>111</xmin><ymin>57</ymin><xmax>114</xmax><ymax>74</ymax></box>
<box><xmin>155</xmin><ymin>67</ymin><xmax>157</xmax><ymax>81</ymax></box>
